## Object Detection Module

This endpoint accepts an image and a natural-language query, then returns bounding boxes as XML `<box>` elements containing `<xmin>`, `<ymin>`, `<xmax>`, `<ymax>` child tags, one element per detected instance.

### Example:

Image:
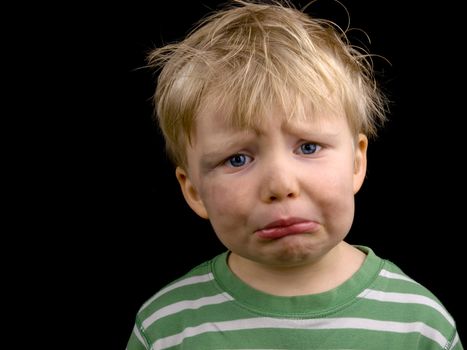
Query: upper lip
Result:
<box><xmin>261</xmin><ymin>217</ymin><xmax>311</xmax><ymax>230</ymax></box>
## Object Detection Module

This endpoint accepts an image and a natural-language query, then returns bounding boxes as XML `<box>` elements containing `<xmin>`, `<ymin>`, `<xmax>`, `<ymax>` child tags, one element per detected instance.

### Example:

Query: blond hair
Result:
<box><xmin>147</xmin><ymin>0</ymin><xmax>387</xmax><ymax>168</ymax></box>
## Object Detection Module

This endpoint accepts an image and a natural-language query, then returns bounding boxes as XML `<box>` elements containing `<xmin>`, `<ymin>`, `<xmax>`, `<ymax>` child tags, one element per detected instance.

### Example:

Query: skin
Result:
<box><xmin>176</xmin><ymin>105</ymin><xmax>369</xmax><ymax>296</ymax></box>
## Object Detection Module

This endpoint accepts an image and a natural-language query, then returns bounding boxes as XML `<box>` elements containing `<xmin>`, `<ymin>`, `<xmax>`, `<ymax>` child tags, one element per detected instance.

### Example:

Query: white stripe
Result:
<box><xmin>358</xmin><ymin>289</ymin><xmax>455</xmax><ymax>327</ymax></box>
<box><xmin>142</xmin><ymin>292</ymin><xmax>233</xmax><ymax>329</ymax></box>
<box><xmin>150</xmin><ymin>317</ymin><xmax>448</xmax><ymax>350</ymax></box>
<box><xmin>449</xmin><ymin>332</ymin><xmax>460</xmax><ymax>349</ymax></box>
<box><xmin>133</xmin><ymin>324</ymin><xmax>148</xmax><ymax>348</ymax></box>
<box><xmin>379</xmin><ymin>269</ymin><xmax>418</xmax><ymax>284</ymax></box>
<box><xmin>141</xmin><ymin>273</ymin><xmax>214</xmax><ymax>310</ymax></box>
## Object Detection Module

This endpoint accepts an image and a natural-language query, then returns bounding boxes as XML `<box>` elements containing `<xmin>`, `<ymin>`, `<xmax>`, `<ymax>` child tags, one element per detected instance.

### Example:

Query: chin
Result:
<box><xmin>267</xmin><ymin>236</ymin><xmax>323</xmax><ymax>265</ymax></box>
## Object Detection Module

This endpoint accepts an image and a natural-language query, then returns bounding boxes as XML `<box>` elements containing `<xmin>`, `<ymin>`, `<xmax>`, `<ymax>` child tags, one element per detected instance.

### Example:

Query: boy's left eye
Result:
<box><xmin>299</xmin><ymin>142</ymin><xmax>320</xmax><ymax>155</ymax></box>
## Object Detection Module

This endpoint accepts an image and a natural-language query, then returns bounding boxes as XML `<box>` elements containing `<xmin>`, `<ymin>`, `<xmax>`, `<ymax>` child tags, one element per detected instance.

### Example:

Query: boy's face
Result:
<box><xmin>176</xmin><ymin>106</ymin><xmax>367</xmax><ymax>268</ymax></box>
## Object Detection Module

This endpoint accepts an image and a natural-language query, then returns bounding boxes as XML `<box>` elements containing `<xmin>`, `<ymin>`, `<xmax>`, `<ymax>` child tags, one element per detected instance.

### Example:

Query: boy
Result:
<box><xmin>127</xmin><ymin>1</ymin><xmax>462</xmax><ymax>349</ymax></box>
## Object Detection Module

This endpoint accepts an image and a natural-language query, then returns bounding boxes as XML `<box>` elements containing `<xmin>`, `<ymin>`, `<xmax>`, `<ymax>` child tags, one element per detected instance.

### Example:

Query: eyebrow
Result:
<box><xmin>198</xmin><ymin>120</ymin><xmax>342</xmax><ymax>166</ymax></box>
<box><xmin>199</xmin><ymin>132</ymin><xmax>255</xmax><ymax>165</ymax></box>
<box><xmin>199</xmin><ymin>150</ymin><xmax>233</xmax><ymax>170</ymax></box>
<box><xmin>281</xmin><ymin>121</ymin><xmax>341</xmax><ymax>138</ymax></box>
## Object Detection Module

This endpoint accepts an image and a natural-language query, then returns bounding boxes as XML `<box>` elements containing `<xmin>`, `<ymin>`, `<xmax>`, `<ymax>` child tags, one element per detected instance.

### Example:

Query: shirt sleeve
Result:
<box><xmin>126</xmin><ymin>324</ymin><xmax>149</xmax><ymax>350</ymax></box>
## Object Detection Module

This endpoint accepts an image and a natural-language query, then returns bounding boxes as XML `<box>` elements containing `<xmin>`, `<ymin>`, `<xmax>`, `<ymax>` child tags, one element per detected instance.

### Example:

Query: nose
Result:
<box><xmin>260</xmin><ymin>161</ymin><xmax>300</xmax><ymax>203</ymax></box>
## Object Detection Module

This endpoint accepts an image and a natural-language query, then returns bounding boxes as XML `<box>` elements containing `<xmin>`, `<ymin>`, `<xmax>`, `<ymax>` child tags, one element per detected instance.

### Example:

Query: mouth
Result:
<box><xmin>255</xmin><ymin>217</ymin><xmax>319</xmax><ymax>239</ymax></box>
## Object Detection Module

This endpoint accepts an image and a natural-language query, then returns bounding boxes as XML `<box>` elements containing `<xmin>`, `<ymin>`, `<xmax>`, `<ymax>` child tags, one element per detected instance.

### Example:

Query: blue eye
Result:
<box><xmin>227</xmin><ymin>154</ymin><xmax>249</xmax><ymax>167</ymax></box>
<box><xmin>300</xmin><ymin>143</ymin><xmax>319</xmax><ymax>154</ymax></box>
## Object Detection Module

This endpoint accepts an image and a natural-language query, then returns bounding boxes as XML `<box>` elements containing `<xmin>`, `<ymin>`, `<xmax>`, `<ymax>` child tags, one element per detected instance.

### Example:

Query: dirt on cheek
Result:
<box><xmin>206</xmin><ymin>183</ymin><xmax>235</xmax><ymax>216</ymax></box>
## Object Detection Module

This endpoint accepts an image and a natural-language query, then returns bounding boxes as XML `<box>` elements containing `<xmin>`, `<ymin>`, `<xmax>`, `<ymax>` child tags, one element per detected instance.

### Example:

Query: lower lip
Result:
<box><xmin>255</xmin><ymin>221</ymin><xmax>319</xmax><ymax>239</ymax></box>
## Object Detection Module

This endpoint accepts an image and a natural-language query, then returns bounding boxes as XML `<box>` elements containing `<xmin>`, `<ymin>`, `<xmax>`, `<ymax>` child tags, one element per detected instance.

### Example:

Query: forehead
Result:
<box><xmin>194</xmin><ymin>97</ymin><xmax>345</xmax><ymax>134</ymax></box>
<box><xmin>193</xmin><ymin>102</ymin><xmax>349</xmax><ymax>141</ymax></box>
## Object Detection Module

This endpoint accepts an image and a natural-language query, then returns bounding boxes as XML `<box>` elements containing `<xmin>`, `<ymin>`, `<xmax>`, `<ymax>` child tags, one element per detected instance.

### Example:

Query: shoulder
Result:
<box><xmin>376</xmin><ymin>257</ymin><xmax>445</xmax><ymax>304</ymax></box>
<box><xmin>359</xmin><ymin>246</ymin><xmax>445</xmax><ymax>301</ymax></box>
<box><xmin>362</xmin><ymin>248</ymin><xmax>460</xmax><ymax>348</ymax></box>
<box><xmin>130</xmin><ymin>252</ymin><xmax>234</xmax><ymax>346</ymax></box>
<box><xmin>134</xmin><ymin>252</ymin><xmax>228</xmax><ymax>325</ymax></box>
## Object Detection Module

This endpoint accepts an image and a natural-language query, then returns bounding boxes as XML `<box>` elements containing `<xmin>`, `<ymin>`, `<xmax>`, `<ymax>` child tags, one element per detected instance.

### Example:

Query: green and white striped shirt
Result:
<box><xmin>127</xmin><ymin>246</ymin><xmax>462</xmax><ymax>349</ymax></box>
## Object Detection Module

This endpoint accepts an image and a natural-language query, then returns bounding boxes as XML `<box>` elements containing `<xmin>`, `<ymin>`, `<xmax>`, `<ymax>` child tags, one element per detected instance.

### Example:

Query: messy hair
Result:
<box><xmin>147</xmin><ymin>0</ymin><xmax>388</xmax><ymax>168</ymax></box>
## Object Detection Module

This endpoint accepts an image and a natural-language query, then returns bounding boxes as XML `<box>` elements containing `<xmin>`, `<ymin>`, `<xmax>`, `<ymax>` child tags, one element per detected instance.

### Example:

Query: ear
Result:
<box><xmin>353</xmin><ymin>133</ymin><xmax>368</xmax><ymax>194</ymax></box>
<box><xmin>175</xmin><ymin>166</ymin><xmax>209</xmax><ymax>219</ymax></box>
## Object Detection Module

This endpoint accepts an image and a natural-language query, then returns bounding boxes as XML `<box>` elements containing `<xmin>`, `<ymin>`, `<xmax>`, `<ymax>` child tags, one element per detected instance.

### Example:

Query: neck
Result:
<box><xmin>228</xmin><ymin>242</ymin><xmax>365</xmax><ymax>296</ymax></box>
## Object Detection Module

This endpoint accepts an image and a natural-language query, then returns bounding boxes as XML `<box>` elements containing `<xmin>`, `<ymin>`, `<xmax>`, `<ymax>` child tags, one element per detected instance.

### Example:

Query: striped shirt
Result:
<box><xmin>126</xmin><ymin>246</ymin><xmax>462</xmax><ymax>349</ymax></box>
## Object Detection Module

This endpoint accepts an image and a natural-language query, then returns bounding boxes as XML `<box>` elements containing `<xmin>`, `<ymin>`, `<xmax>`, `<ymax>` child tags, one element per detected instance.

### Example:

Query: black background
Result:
<box><xmin>17</xmin><ymin>0</ymin><xmax>465</xmax><ymax>347</ymax></box>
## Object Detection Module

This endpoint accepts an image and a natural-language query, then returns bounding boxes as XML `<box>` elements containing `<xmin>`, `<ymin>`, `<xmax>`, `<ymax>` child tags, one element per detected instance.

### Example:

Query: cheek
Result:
<box><xmin>200</xmin><ymin>177</ymin><xmax>255</xmax><ymax>248</ymax></box>
<box><xmin>316</xmin><ymin>166</ymin><xmax>356</xmax><ymax>227</ymax></box>
<box><xmin>320</xmin><ymin>178</ymin><xmax>354</xmax><ymax>212</ymax></box>
<box><xmin>201</xmin><ymin>177</ymin><xmax>253</xmax><ymax>220</ymax></box>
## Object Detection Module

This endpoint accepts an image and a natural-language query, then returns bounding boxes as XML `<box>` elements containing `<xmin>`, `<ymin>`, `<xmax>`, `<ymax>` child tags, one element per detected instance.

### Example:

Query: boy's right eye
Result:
<box><xmin>225</xmin><ymin>154</ymin><xmax>251</xmax><ymax>168</ymax></box>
